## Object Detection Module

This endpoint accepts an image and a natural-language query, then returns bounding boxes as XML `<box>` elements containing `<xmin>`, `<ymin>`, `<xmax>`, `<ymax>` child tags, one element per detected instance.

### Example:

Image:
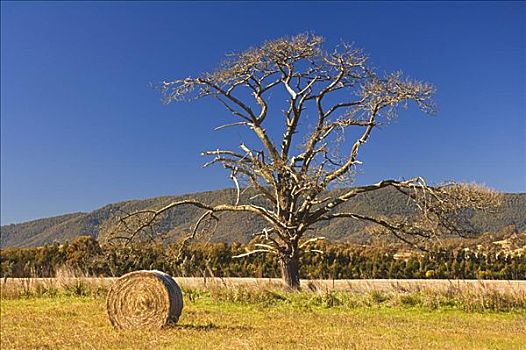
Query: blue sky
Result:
<box><xmin>1</xmin><ymin>1</ymin><xmax>525</xmax><ymax>224</ymax></box>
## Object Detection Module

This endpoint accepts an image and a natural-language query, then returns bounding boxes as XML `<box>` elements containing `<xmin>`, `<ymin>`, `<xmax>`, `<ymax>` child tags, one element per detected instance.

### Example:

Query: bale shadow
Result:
<box><xmin>171</xmin><ymin>322</ymin><xmax>252</xmax><ymax>331</ymax></box>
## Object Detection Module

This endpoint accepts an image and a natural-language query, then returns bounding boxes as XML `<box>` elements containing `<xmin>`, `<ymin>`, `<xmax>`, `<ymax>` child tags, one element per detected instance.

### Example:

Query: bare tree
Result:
<box><xmin>109</xmin><ymin>34</ymin><xmax>501</xmax><ymax>289</ymax></box>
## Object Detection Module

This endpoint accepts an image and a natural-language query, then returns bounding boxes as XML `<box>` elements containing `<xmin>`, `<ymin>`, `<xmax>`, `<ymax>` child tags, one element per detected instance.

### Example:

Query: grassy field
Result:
<box><xmin>4</xmin><ymin>276</ymin><xmax>526</xmax><ymax>292</ymax></box>
<box><xmin>1</xmin><ymin>282</ymin><xmax>526</xmax><ymax>350</ymax></box>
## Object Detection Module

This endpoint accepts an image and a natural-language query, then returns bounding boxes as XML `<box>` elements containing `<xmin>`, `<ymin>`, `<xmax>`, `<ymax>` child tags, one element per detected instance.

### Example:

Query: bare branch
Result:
<box><xmin>214</xmin><ymin>121</ymin><xmax>250</xmax><ymax>131</ymax></box>
<box><xmin>232</xmin><ymin>249</ymin><xmax>276</xmax><ymax>258</ymax></box>
<box><xmin>132</xmin><ymin>33</ymin><xmax>501</xmax><ymax>290</ymax></box>
<box><xmin>299</xmin><ymin>236</ymin><xmax>326</xmax><ymax>249</ymax></box>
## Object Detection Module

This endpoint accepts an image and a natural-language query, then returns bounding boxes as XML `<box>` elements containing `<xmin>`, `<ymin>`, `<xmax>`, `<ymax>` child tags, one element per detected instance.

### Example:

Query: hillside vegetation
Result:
<box><xmin>2</xmin><ymin>188</ymin><xmax>525</xmax><ymax>248</ymax></box>
<box><xmin>2</xmin><ymin>230</ymin><xmax>525</xmax><ymax>279</ymax></box>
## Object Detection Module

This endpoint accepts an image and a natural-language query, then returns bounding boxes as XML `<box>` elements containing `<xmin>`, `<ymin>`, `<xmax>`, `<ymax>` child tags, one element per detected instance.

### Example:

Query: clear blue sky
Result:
<box><xmin>1</xmin><ymin>1</ymin><xmax>525</xmax><ymax>224</ymax></box>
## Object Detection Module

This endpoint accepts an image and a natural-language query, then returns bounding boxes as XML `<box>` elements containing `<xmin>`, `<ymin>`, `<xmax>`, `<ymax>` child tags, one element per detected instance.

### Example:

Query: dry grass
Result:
<box><xmin>2</xmin><ymin>292</ymin><xmax>525</xmax><ymax>350</ymax></box>
<box><xmin>1</xmin><ymin>271</ymin><xmax>112</xmax><ymax>300</ymax></box>
<box><xmin>2</xmin><ymin>275</ymin><xmax>526</xmax><ymax>349</ymax></box>
<box><xmin>1</xmin><ymin>276</ymin><xmax>526</xmax><ymax>349</ymax></box>
<box><xmin>2</xmin><ymin>276</ymin><xmax>524</xmax><ymax>296</ymax></box>
<box><xmin>203</xmin><ymin>283</ymin><xmax>526</xmax><ymax>313</ymax></box>
<box><xmin>2</xmin><ymin>276</ymin><xmax>525</xmax><ymax>311</ymax></box>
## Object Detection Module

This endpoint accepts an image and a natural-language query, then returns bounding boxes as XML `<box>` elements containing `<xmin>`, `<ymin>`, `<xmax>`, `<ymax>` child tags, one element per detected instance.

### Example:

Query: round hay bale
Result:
<box><xmin>106</xmin><ymin>270</ymin><xmax>183</xmax><ymax>329</ymax></box>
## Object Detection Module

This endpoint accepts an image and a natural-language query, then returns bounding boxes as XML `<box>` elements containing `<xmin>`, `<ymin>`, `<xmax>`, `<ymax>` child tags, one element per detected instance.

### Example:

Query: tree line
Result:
<box><xmin>1</xmin><ymin>236</ymin><xmax>524</xmax><ymax>280</ymax></box>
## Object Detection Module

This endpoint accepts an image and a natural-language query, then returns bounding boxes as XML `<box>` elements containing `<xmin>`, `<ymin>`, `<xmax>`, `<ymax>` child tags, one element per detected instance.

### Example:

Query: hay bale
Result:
<box><xmin>106</xmin><ymin>270</ymin><xmax>183</xmax><ymax>329</ymax></box>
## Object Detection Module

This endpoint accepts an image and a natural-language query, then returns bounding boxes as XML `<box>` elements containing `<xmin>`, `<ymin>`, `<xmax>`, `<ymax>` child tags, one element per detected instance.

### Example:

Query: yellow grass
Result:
<box><xmin>1</xmin><ymin>280</ymin><xmax>526</xmax><ymax>350</ymax></box>
<box><xmin>2</xmin><ymin>276</ymin><xmax>525</xmax><ymax>296</ymax></box>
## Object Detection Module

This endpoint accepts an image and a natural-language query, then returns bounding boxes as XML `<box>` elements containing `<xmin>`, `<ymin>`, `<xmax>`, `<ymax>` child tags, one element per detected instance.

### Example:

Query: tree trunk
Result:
<box><xmin>280</xmin><ymin>255</ymin><xmax>300</xmax><ymax>290</ymax></box>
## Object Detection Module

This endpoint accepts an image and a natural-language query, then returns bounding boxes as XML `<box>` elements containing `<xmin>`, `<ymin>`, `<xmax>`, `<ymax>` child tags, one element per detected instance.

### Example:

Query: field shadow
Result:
<box><xmin>172</xmin><ymin>322</ymin><xmax>252</xmax><ymax>331</ymax></box>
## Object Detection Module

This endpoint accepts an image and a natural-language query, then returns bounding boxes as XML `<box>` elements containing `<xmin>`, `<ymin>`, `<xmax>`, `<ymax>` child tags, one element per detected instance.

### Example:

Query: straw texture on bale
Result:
<box><xmin>106</xmin><ymin>270</ymin><xmax>183</xmax><ymax>329</ymax></box>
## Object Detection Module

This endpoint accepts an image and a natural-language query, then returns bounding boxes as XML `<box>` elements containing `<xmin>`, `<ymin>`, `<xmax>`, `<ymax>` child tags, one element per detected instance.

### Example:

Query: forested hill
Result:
<box><xmin>2</xmin><ymin>188</ymin><xmax>525</xmax><ymax>248</ymax></box>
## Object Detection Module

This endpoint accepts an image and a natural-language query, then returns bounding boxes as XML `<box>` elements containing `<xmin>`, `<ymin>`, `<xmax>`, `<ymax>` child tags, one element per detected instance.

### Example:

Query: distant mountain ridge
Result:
<box><xmin>2</xmin><ymin>188</ymin><xmax>525</xmax><ymax>248</ymax></box>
